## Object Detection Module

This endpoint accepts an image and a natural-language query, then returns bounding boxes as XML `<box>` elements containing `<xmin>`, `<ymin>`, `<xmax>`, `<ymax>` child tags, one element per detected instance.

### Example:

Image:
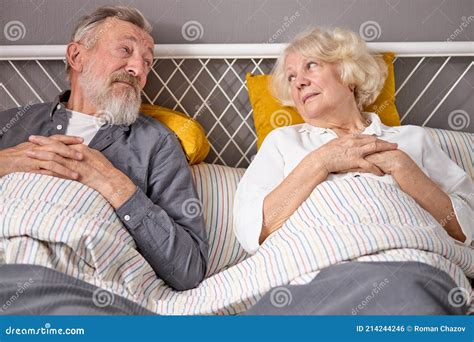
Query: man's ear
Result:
<box><xmin>66</xmin><ymin>42</ymin><xmax>84</xmax><ymax>73</ymax></box>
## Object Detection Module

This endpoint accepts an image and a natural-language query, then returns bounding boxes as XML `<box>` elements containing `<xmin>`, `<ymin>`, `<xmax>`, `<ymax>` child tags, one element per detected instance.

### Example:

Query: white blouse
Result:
<box><xmin>234</xmin><ymin>113</ymin><xmax>474</xmax><ymax>254</ymax></box>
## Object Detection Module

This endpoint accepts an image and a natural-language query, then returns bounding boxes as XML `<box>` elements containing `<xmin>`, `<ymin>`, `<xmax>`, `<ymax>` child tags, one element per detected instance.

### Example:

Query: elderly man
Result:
<box><xmin>0</xmin><ymin>6</ymin><xmax>208</xmax><ymax>292</ymax></box>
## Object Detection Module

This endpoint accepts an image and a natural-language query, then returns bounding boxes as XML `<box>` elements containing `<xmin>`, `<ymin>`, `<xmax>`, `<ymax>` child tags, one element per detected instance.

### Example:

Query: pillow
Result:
<box><xmin>364</xmin><ymin>53</ymin><xmax>400</xmax><ymax>126</ymax></box>
<box><xmin>425</xmin><ymin>127</ymin><xmax>473</xmax><ymax>179</ymax></box>
<box><xmin>190</xmin><ymin>163</ymin><xmax>250</xmax><ymax>277</ymax></box>
<box><xmin>140</xmin><ymin>104</ymin><xmax>210</xmax><ymax>165</ymax></box>
<box><xmin>247</xmin><ymin>52</ymin><xmax>400</xmax><ymax>149</ymax></box>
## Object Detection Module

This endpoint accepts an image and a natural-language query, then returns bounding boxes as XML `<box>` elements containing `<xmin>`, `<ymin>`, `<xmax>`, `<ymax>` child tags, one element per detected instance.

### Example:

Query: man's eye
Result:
<box><xmin>120</xmin><ymin>46</ymin><xmax>131</xmax><ymax>54</ymax></box>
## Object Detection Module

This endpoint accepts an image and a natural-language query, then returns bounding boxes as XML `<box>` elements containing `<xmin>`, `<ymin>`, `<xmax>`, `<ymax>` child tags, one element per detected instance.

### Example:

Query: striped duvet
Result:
<box><xmin>0</xmin><ymin>172</ymin><xmax>472</xmax><ymax>314</ymax></box>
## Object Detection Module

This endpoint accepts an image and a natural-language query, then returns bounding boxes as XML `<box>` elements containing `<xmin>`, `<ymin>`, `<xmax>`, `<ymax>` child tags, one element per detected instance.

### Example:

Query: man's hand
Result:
<box><xmin>27</xmin><ymin>136</ymin><xmax>136</xmax><ymax>208</ymax></box>
<box><xmin>0</xmin><ymin>135</ymin><xmax>83</xmax><ymax>178</ymax></box>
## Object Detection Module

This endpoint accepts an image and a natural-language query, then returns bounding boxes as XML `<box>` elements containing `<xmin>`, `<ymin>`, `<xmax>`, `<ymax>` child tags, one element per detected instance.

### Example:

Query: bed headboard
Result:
<box><xmin>0</xmin><ymin>42</ymin><xmax>472</xmax><ymax>167</ymax></box>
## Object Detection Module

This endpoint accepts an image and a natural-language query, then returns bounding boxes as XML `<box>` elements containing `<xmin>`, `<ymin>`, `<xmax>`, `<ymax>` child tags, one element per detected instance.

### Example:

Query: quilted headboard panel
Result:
<box><xmin>1</xmin><ymin>43</ymin><xmax>472</xmax><ymax>167</ymax></box>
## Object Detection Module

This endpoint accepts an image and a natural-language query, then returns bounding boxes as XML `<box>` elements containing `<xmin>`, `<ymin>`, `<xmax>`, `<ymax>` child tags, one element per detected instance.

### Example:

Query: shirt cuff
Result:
<box><xmin>234</xmin><ymin>193</ymin><xmax>266</xmax><ymax>254</ymax></box>
<box><xmin>115</xmin><ymin>186</ymin><xmax>155</xmax><ymax>230</ymax></box>
<box><xmin>449</xmin><ymin>194</ymin><xmax>474</xmax><ymax>248</ymax></box>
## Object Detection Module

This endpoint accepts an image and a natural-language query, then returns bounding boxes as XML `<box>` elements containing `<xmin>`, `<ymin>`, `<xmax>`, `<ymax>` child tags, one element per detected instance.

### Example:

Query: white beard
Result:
<box><xmin>78</xmin><ymin>64</ymin><xmax>142</xmax><ymax>127</ymax></box>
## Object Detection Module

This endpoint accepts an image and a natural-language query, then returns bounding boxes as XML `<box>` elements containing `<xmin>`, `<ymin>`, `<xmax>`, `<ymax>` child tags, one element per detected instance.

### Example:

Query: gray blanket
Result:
<box><xmin>0</xmin><ymin>264</ymin><xmax>153</xmax><ymax>315</ymax></box>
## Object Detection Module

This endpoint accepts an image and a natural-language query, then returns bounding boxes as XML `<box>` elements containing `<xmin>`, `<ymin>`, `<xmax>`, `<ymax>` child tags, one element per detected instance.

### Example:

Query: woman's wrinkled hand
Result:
<box><xmin>312</xmin><ymin>134</ymin><xmax>398</xmax><ymax>176</ymax></box>
<box><xmin>364</xmin><ymin>149</ymin><xmax>418</xmax><ymax>177</ymax></box>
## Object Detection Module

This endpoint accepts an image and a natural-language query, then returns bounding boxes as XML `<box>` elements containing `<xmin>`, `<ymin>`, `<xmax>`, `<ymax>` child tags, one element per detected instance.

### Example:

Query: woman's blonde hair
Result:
<box><xmin>271</xmin><ymin>27</ymin><xmax>387</xmax><ymax>110</ymax></box>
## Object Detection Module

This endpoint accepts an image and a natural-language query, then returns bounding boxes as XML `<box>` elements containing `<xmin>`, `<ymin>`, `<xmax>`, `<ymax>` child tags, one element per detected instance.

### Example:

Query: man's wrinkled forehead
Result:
<box><xmin>101</xmin><ymin>18</ymin><xmax>154</xmax><ymax>55</ymax></box>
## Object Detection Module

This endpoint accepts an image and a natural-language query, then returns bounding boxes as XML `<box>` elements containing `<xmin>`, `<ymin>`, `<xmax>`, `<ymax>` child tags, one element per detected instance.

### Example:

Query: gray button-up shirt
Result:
<box><xmin>0</xmin><ymin>91</ymin><xmax>209</xmax><ymax>290</ymax></box>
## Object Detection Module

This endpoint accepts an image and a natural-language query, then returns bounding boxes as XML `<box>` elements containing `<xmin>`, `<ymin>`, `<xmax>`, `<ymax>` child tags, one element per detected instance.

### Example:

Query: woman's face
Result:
<box><xmin>285</xmin><ymin>52</ymin><xmax>355</xmax><ymax>121</ymax></box>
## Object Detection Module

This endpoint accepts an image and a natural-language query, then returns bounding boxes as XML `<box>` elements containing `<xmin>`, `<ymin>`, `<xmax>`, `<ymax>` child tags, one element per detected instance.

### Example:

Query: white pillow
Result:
<box><xmin>190</xmin><ymin>163</ymin><xmax>250</xmax><ymax>277</ymax></box>
<box><xmin>425</xmin><ymin>128</ymin><xmax>473</xmax><ymax>178</ymax></box>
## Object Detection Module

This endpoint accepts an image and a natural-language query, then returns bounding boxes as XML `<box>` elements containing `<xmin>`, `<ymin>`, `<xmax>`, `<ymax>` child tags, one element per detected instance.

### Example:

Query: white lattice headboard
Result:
<box><xmin>0</xmin><ymin>42</ymin><xmax>472</xmax><ymax>167</ymax></box>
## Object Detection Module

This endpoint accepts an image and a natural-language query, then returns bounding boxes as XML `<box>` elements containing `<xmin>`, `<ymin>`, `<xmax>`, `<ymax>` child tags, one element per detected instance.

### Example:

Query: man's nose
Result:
<box><xmin>125</xmin><ymin>56</ymin><xmax>146</xmax><ymax>81</ymax></box>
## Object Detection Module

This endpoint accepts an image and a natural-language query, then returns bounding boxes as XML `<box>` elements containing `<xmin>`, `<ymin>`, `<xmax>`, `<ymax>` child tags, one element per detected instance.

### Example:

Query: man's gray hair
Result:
<box><xmin>66</xmin><ymin>6</ymin><xmax>152</xmax><ymax>74</ymax></box>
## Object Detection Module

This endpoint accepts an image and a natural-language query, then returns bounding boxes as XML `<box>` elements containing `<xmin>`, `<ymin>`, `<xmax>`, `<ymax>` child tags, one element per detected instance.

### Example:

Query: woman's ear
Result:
<box><xmin>66</xmin><ymin>42</ymin><xmax>84</xmax><ymax>73</ymax></box>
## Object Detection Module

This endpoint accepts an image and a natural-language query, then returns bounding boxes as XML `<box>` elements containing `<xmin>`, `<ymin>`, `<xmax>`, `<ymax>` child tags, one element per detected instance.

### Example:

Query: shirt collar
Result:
<box><xmin>49</xmin><ymin>90</ymin><xmax>129</xmax><ymax>131</ymax></box>
<box><xmin>297</xmin><ymin>112</ymin><xmax>397</xmax><ymax>136</ymax></box>
<box><xmin>48</xmin><ymin>90</ymin><xmax>70</xmax><ymax>117</ymax></box>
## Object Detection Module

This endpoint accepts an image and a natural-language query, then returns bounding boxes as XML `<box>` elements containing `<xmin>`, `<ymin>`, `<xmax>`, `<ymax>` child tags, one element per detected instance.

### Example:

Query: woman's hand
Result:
<box><xmin>366</xmin><ymin>149</ymin><xmax>466</xmax><ymax>242</ymax></box>
<box><xmin>364</xmin><ymin>149</ymin><xmax>417</xmax><ymax>178</ymax></box>
<box><xmin>312</xmin><ymin>134</ymin><xmax>398</xmax><ymax>176</ymax></box>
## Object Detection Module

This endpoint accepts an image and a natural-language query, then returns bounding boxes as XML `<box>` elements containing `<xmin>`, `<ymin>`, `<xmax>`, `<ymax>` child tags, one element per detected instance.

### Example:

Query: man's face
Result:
<box><xmin>77</xmin><ymin>18</ymin><xmax>154</xmax><ymax>126</ymax></box>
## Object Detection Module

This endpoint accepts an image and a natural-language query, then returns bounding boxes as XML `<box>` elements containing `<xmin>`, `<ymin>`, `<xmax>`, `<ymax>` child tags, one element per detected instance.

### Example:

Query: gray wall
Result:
<box><xmin>1</xmin><ymin>0</ymin><xmax>473</xmax><ymax>167</ymax></box>
<box><xmin>1</xmin><ymin>0</ymin><xmax>473</xmax><ymax>44</ymax></box>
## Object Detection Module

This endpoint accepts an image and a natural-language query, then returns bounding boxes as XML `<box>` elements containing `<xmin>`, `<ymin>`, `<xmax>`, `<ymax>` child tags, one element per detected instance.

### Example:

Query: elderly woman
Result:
<box><xmin>234</xmin><ymin>28</ymin><xmax>473</xmax><ymax>315</ymax></box>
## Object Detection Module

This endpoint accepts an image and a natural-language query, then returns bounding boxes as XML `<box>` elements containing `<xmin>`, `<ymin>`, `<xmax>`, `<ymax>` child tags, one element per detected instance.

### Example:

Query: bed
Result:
<box><xmin>0</xmin><ymin>42</ymin><xmax>473</xmax><ymax>315</ymax></box>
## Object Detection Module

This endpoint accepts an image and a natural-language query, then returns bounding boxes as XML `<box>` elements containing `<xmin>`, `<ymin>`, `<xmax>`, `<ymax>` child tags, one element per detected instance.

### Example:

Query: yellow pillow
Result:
<box><xmin>364</xmin><ymin>53</ymin><xmax>400</xmax><ymax>126</ymax></box>
<box><xmin>247</xmin><ymin>52</ymin><xmax>400</xmax><ymax>149</ymax></box>
<box><xmin>140</xmin><ymin>104</ymin><xmax>210</xmax><ymax>165</ymax></box>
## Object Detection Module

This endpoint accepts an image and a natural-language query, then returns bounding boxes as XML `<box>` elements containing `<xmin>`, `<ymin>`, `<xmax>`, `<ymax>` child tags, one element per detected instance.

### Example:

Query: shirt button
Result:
<box><xmin>56</xmin><ymin>104</ymin><xmax>61</xmax><ymax>110</ymax></box>
<box><xmin>124</xmin><ymin>215</ymin><xmax>131</xmax><ymax>221</ymax></box>
<box><xmin>56</xmin><ymin>124</ymin><xmax>63</xmax><ymax>130</ymax></box>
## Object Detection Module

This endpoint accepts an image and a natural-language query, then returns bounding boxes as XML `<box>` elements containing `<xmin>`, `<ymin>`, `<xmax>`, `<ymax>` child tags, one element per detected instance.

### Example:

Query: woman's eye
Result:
<box><xmin>307</xmin><ymin>61</ymin><xmax>318</xmax><ymax>69</ymax></box>
<box><xmin>120</xmin><ymin>46</ymin><xmax>131</xmax><ymax>54</ymax></box>
<box><xmin>287</xmin><ymin>75</ymin><xmax>296</xmax><ymax>82</ymax></box>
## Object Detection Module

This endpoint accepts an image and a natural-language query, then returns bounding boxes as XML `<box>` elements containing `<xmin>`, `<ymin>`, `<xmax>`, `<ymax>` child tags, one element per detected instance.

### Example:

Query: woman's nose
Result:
<box><xmin>295</xmin><ymin>74</ymin><xmax>310</xmax><ymax>88</ymax></box>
